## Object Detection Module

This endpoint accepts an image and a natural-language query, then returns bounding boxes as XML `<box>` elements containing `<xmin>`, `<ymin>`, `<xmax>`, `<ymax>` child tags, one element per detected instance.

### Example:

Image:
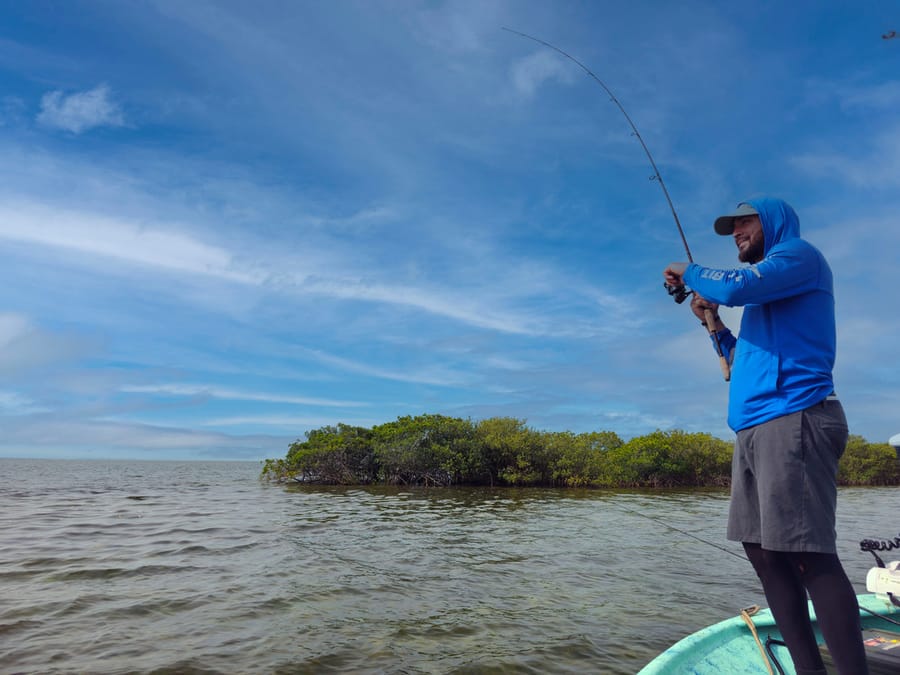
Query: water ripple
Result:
<box><xmin>2</xmin><ymin>459</ymin><xmax>897</xmax><ymax>674</ymax></box>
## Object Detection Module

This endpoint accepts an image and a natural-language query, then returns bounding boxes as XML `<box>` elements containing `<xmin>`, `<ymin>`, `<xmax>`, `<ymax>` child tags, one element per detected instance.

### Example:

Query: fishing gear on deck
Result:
<box><xmin>861</xmin><ymin>533</ymin><xmax>900</xmax><ymax>608</ymax></box>
<box><xmin>764</xmin><ymin>637</ymin><xmax>788</xmax><ymax>675</ymax></box>
<box><xmin>502</xmin><ymin>27</ymin><xmax>730</xmax><ymax>381</ymax></box>
<box><xmin>861</xmin><ymin>532</ymin><xmax>900</xmax><ymax>568</ymax></box>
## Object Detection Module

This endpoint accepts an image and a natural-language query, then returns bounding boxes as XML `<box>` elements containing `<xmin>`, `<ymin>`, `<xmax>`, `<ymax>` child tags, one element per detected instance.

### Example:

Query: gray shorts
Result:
<box><xmin>727</xmin><ymin>398</ymin><xmax>848</xmax><ymax>553</ymax></box>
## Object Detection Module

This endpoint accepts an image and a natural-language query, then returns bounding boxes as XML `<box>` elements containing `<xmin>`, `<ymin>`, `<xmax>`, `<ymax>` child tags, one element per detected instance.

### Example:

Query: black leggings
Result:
<box><xmin>743</xmin><ymin>543</ymin><xmax>868</xmax><ymax>675</ymax></box>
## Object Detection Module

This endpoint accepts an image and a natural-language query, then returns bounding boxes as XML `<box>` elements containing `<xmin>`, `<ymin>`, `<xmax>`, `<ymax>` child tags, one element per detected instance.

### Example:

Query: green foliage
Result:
<box><xmin>553</xmin><ymin>431</ymin><xmax>623</xmax><ymax>486</ymax></box>
<box><xmin>372</xmin><ymin>414</ymin><xmax>476</xmax><ymax>486</ymax></box>
<box><xmin>260</xmin><ymin>458</ymin><xmax>296</xmax><ymax>482</ymax></box>
<box><xmin>281</xmin><ymin>423</ymin><xmax>376</xmax><ymax>484</ymax></box>
<box><xmin>260</xmin><ymin>417</ymin><xmax>897</xmax><ymax>488</ymax></box>
<box><xmin>838</xmin><ymin>435</ymin><xmax>900</xmax><ymax>486</ymax></box>
<box><xmin>477</xmin><ymin>418</ymin><xmax>558</xmax><ymax>486</ymax></box>
<box><xmin>474</xmin><ymin>417</ymin><xmax>526</xmax><ymax>485</ymax></box>
<box><xmin>601</xmin><ymin>430</ymin><xmax>732</xmax><ymax>487</ymax></box>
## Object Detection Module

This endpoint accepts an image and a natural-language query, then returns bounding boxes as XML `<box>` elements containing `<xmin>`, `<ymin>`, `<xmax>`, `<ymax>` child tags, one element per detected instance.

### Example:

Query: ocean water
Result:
<box><xmin>1</xmin><ymin>458</ymin><xmax>898</xmax><ymax>674</ymax></box>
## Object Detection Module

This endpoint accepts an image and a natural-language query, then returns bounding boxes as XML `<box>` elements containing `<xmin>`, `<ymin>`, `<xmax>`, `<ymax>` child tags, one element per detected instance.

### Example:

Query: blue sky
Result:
<box><xmin>1</xmin><ymin>1</ymin><xmax>898</xmax><ymax>460</ymax></box>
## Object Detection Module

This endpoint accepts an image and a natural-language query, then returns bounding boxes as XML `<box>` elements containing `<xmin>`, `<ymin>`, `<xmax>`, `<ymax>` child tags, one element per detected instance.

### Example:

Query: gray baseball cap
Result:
<box><xmin>714</xmin><ymin>203</ymin><xmax>758</xmax><ymax>235</ymax></box>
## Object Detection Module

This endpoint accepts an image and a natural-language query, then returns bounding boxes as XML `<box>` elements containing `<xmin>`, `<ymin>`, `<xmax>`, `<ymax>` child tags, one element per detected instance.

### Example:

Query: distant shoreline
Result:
<box><xmin>261</xmin><ymin>415</ymin><xmax>900</xmax><ymax>489</ymax></box>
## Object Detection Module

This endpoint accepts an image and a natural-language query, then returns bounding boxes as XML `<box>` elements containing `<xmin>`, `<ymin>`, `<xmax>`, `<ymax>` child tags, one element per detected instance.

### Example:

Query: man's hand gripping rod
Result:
<box><xmin>503</xmin><ymin>27</ymin><xmax>730</xmax><ymax>381</ymax></box>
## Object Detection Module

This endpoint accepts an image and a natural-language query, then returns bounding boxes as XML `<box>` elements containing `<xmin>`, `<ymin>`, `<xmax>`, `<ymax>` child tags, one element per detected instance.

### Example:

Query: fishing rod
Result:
<box><xmin>502</xmin><ymin>27</ymin><xmax>731</xmax><ymax>381</ymax></box>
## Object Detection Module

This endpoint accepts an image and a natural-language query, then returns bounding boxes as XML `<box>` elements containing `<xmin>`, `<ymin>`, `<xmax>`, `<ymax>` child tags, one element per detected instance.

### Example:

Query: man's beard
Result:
<box><xmin>738</xmin><ymin>238</ymin><xmax>765</xmax><ymax>263</ymax></box>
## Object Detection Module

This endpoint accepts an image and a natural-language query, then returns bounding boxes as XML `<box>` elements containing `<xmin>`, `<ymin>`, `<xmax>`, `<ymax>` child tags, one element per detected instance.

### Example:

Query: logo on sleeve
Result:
<box><xmin>699</xmin><ymin>269</ymin><xmax>726</xmax><ymax>281</ymax></box>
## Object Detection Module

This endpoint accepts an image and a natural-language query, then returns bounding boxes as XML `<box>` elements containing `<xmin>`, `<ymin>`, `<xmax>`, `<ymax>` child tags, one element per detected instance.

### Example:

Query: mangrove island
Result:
<box><xmin>261</xmin><ymin>414</ymin><xmax>900</xmax><ymax>488</ymax></box>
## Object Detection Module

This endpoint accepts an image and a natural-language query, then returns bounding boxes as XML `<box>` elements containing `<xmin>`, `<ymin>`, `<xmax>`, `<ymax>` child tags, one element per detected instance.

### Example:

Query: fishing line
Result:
<box><xmin>501</xmin><ymin>27</ymin><xmax>692</xmax><ymax>262</ymax></box>
<box><xmin>502</xmin><ymin>27</ymin><xmax>731</xmax><ymax>380</ymax></box>
<box><xmin>612</xmin><ymin>500</ymin><xmax>747</xmax><ymax>562</ymax></box>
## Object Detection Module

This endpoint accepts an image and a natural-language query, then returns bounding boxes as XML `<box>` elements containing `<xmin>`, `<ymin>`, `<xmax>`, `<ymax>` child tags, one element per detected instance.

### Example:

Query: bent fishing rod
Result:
<box><xmin>502</xmin><ymin>27</ymin><xmax>731</xmax><ymax>381</ymax></box>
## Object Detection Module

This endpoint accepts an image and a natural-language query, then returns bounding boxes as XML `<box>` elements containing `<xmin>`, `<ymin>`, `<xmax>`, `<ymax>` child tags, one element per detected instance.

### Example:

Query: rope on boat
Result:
<box><xmin>740</xmin><ymin>605</ymin><xmax>775</xmax><ymax>675</ymax></box>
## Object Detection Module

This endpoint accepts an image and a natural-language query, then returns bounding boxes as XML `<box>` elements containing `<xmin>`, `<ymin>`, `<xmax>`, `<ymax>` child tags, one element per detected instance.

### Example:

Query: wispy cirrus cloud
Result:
<box><xmin>0</xmin><ymin>312</ymin><xmax>90</xmax><ymax>375</ymax></box>
<box><xmin>839</xmin><ymin>81</ymin><xmax>900</xmax><ymax>110</ymax></box>
<box><xmin>0</xmin><ymin>415</ymin><xmax>285</xmax><ymax>459</ymax></box>
<box><xmin>0</xmin><ymin>198</ymin><xmax>621</xmax><ymax>338</ymax></box>
<box><xmin>120</xmin><ymin>383</ymin><xmax>368</xmax><ymax>408</ymax></box>
<box><xmin>37</xmin><ymin>84</ymin><xmax>125</xmax><ymax>133</ymax></box>
<box><xmin>0</xmin><ymin>312</ymin><xmax>30</xmax><ymax>348</ymax></box>
<box><xmin>0</xmin><ymin>390</ymin><xmax>42</xmax><ymax>414</ymax></box>
<box><xmin>199</xmin><ymin>414</ymin><xmax>378</xmax><ymax>428</ymax></box>
<box><xmin>299</xmin><ymin>345</ymin><xmax>473</xmax><ymax>387</ymax></box>
<box><xmin>0</xmin><ymin>202</ymin><xmax>260</xmax><ymax>283</ymax></box>
<box><xmin>790</xmin><ymin>123</ymin><xmax>900</xmax><ymax>188</ymax></box>
<box><xmin>4</xmin><ymin>1</ymin><xmax>898</xmax><ymax>459</ymax></box>
<box><xmin>803</xmin><ymin>77</ymin><xmax>900</xmax><ymax>112</ymax></box>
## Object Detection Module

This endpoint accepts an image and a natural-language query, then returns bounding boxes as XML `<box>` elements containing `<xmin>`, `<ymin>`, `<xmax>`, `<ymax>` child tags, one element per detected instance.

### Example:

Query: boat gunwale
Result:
<box><xmin>637</xmin><ymin>593</ymin><xmax>900</xmax><ymax>674</ymax></box>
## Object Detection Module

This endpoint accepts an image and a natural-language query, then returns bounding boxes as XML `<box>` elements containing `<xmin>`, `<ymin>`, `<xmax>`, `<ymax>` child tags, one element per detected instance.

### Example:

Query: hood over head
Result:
<box><xmin>714</xmin><ymin>197</ymin><xmax>800</xmax><ymax>257</ymax></box>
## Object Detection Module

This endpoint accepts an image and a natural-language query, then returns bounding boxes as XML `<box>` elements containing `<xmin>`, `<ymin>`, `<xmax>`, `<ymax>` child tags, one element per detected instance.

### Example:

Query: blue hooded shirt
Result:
<box><xmin>682</xmin><ymin>197</ymin><xmax>836</xmax><ymax>432</ymax></box>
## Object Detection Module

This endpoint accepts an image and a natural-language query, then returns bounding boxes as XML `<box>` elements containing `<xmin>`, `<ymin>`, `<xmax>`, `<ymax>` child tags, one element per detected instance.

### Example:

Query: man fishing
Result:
<box><xmin>663</xmin><ymin>197</ymin><xmax>867</xmax><ymax>675</ymax></box>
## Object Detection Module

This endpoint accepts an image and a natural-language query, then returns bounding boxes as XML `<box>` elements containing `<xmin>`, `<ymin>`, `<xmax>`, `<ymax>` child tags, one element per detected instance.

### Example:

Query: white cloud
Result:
<box><xmin>302</xmin><ymin>346</ymin><xmax>472</xmax><ymax>387</ymax></box>
<box><xmin>0</xmin><ymin>312</ymin><xmax>31</xmax><ymax>348</ymax></box>
<box><xmin>200</xmin><ymin>414</ymin><xmax>376</xmax><ymax>428</ymax></box>
<box><xmin>0</xmin><ymin>312</ymin><xmax>88</xmax><ymax>375</ymax></box>
<box><xmin>409</xmin><ymin>0</ymin><xmax>500</xmax><ymax>54</ymax></box>
<box><xmin>0</xmin><ymin>390</ymin><xmax>39</xmax><ymax>413</ymax></box>
<box><xmin>37</xmin><ymin>84</ymin><xmax>125</xmax><ymax>133</ymax></box>
<box><xmin>0</xmin><ymin>199</ymin><xmax>622</xmax><ymax>338</ymax></box>
<box><xmin>0</xmin><ymin>416</ymin><xmax>285</xmax><ymax>459</ymax></box>
<box><xmin>302</xmin><ymin>276</ymin><xmax>542</xmax><ymax>335</ymax></box>
<box><xmin>0</xmin><ymin>202</ymin><xmax>260</xmax><ymax>283</ymax></box>
<box><xmin>120</xmin><ymin>383</ymin><xmax>368</xmax><ymax>408</ymax></box>
<box><xmin>840</xmin><ymin>81</ymin><xmax>900</xmax><ymax>110</ymax></box>
<box><xmin>790</xmin><ymin>123</ymin><xmax>900</xmax><ymax>188</ymax></box>
<box><xmin>511</xmin><ymin>50</ymin><xmax>575</xmax><ymax>98</ymax></box>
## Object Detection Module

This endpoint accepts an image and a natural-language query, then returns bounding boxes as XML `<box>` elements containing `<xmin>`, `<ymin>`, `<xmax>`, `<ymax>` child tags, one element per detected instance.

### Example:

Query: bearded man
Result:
<box><xmin>663</xmin><ymin>197</ymin><xmax>867</xmax><ymax>675</ymax></box>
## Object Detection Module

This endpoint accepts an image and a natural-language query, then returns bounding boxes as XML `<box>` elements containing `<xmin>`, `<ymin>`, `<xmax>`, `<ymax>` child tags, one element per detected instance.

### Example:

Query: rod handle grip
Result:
<box><xmin>703</xmin><ymin>309</ymin><xmax>731</xmax><ymax>382</ymax></box>
<box><xmin>717</xmin><ymin>355</ymin><xmax>731</xmax><ymax>382</ymax></box>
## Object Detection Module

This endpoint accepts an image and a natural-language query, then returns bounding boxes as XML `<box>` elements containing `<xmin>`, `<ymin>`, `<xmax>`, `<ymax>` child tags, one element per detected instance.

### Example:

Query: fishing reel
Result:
<box><xmin>664</xmin><ymin>282</ymin><xmax>693</xmax><ymax>304</ymax></box>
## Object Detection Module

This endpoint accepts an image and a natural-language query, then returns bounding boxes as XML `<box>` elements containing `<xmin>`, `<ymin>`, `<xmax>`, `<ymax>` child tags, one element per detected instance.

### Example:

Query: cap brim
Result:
<box><xmin>714</xmin><ymin>217</ymin><xmax>735</xmax><ymax>235</ymax></box>
<box><xmin>713</xmin><ymin>203</ymin><xmax>758</xmax><ymax>235</ymax></box>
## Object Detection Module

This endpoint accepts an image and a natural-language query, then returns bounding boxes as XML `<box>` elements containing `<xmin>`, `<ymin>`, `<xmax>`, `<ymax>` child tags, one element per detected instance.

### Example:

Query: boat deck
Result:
<box><xmin>638</xmin><ymin>593</ymin><xmax>900</xmax><ymax>675</ymax></box>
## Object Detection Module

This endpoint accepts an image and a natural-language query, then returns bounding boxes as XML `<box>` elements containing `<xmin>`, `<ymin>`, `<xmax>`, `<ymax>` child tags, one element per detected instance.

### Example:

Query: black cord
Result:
<box><xmin>861</xmin><ymin>605</ymin><xmax>900</xmax><ymax>627</ymax></box>
<box><xmin>764</xmin><ymin>637</ymin><xmax>787</xmax><ymax>675</ymax></box>
<box><xmin>860</xmin><ymin>533</ymin><xmax>900</xmax><ymax>568</ymax></box>
<box><xmin>859</xmin><ymin>534</ymin><xmax>900</xmax><ymax>606</ymax></box>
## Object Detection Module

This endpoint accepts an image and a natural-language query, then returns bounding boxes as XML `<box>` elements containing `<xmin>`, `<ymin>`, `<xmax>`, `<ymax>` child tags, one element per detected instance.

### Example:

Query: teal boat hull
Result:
<box><xmin>638</xmin><ymin>593</ymin><xmax>900</xmax><ymax>674</ymax></box>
